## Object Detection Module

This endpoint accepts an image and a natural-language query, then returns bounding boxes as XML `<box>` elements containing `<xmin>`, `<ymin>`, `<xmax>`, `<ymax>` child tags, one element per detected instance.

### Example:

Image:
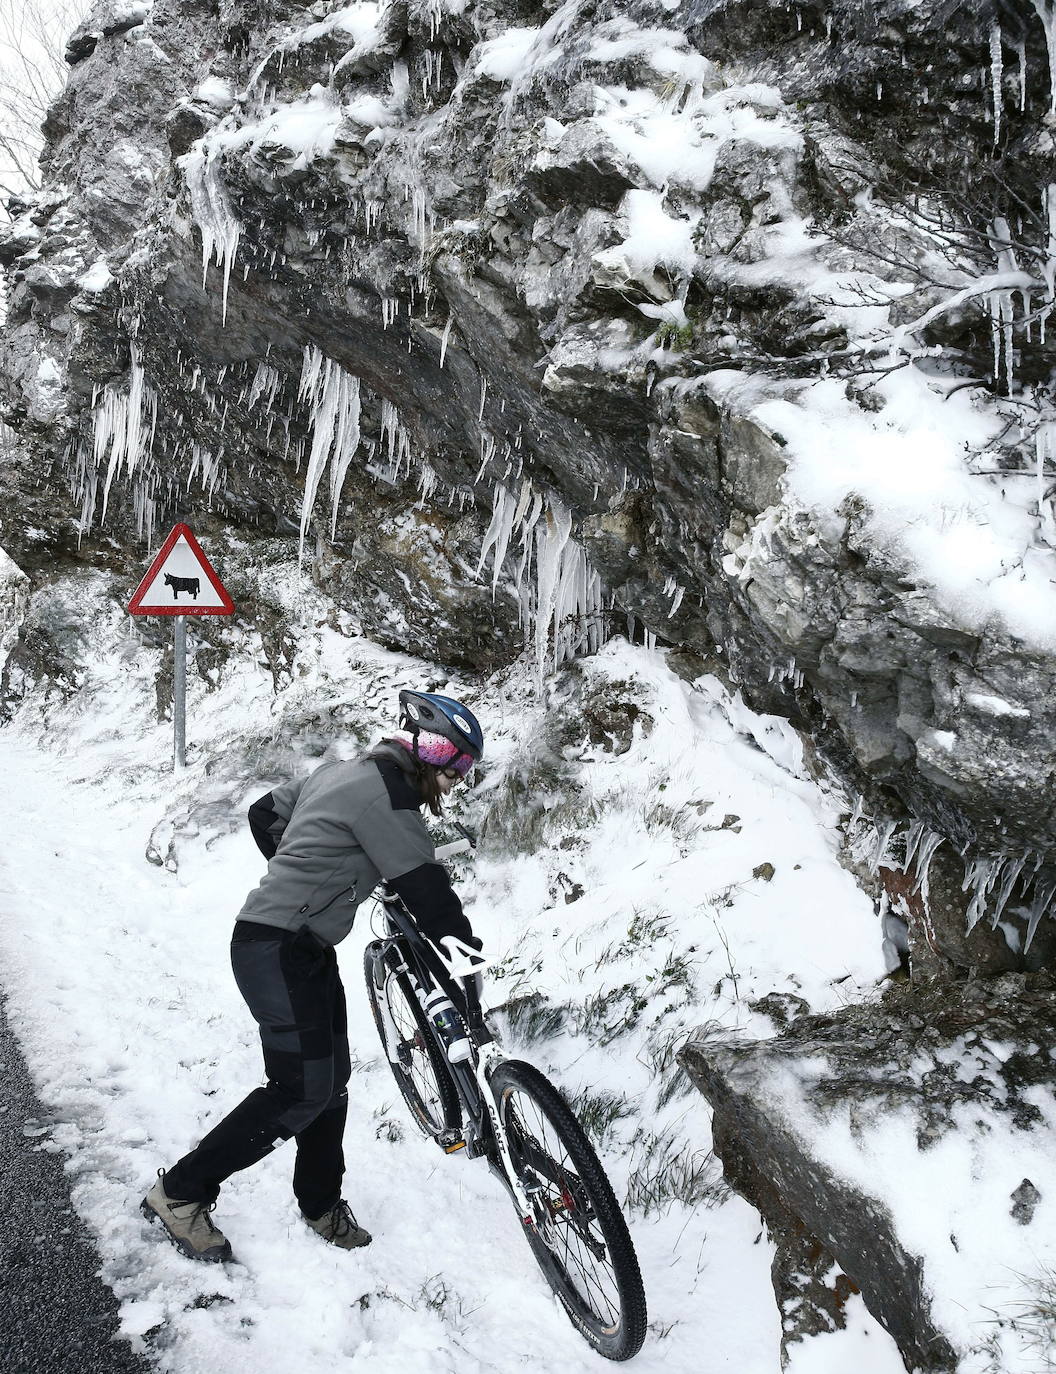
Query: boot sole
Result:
<box><xmin>140</xmin><ymin>1197</ymin><xmax>234</xmax><ymax>1264</ymax></box>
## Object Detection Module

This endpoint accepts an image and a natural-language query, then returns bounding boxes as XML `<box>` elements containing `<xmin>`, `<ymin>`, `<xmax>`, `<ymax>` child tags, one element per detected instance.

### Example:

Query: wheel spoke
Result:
<box><xmin>366</xmin><ymin>947</ymin><xmax>459</xmax><ymax>1140</ymax></box>
<box><xmin>507</xmin><ymin>1086</ymin><xmax>623</xmax><ymax>1328</ymax></box>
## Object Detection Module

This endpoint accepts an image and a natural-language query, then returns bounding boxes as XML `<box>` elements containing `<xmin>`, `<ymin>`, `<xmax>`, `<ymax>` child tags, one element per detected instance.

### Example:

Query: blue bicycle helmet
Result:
<box><xmin>398</xmin><ymin>690</ymin><xmax>484</xmax><ymax>764</ymax></box>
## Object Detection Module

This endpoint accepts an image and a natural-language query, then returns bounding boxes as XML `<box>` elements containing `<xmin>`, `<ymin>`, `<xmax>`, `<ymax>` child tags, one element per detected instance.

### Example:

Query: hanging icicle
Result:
<box><xmin>183</xmin><ymin>145</ymin><xmax>243</xmax><ymax>326</ymax></box>
<box><xmin>296</xmin><ymin>345</ymin><xmax>362</xmax><ymax>562</ymax></box>
<box><xmin>990</xmin><ymin>23</ymin><xmax>1003</xmax><ymax>143</ymax></box>
<box><xmin>94</xmin><ymin>346</ymin><xmax>159</xmax><ymax>523</ymax></box>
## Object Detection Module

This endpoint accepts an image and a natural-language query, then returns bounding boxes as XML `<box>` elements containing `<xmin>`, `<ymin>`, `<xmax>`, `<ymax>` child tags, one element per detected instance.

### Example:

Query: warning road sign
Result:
<box><xmin>128</xmin><ymin>524</ymin><xmax>234</xmax><ymax>616</ymax></box>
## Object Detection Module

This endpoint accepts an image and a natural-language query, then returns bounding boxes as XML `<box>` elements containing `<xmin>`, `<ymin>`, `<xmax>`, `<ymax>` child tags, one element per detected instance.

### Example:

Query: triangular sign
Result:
<box><xmin>129</xmin><ymin>524</ymin><xmax>235</xmax><ymax>616</ymax></box>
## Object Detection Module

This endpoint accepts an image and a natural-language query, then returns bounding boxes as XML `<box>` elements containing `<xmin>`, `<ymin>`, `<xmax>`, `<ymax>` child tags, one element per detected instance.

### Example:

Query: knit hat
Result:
<box><xmin>392</xmin><ymin>730</ymin><xmax>474</xmax><ymax>776</ymax></box>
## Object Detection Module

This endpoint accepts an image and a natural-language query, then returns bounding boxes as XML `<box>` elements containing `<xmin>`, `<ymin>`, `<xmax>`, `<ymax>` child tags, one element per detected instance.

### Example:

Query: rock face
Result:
<box><xmin>682</xmin><ymin>973</ymin><xmax>1056</xmax><ymax>1371</ymax></box>
<box><xmin>2</xmin><ymin>0</ymin><xmax>1056</xmax><ymax>963</ymax></box>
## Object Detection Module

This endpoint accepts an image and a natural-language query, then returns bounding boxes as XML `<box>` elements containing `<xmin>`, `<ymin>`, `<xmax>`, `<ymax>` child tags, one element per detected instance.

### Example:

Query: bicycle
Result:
<box><xmin>363</xmin><ymin>832</ymin><xmax>648</xmax><ymax>1362</ymax></box>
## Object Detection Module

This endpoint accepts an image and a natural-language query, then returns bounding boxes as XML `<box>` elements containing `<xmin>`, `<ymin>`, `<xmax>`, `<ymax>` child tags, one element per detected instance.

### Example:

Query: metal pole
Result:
<box><xmin>173</xmin><ymin>615</ymin><xmax>186</xmax><ymax>770</ymax></box>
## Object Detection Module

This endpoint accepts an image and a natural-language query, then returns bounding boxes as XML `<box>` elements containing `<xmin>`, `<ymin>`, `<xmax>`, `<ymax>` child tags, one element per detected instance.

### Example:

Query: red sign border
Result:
<box><xmin>128</xmin><ymin>523</ymin><xmax>235</xmax><ymax>617</ymax></box>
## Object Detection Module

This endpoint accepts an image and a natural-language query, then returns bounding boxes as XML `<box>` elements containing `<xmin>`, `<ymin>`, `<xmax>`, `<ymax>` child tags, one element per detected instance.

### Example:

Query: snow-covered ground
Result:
<box><xmin>0</xmin><ymin>571</ymin><xmax>904</xmax><ymax>1372</ymax></box>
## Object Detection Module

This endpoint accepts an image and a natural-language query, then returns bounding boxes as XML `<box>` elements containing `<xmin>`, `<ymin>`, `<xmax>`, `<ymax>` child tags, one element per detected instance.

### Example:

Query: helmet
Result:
<box><xmin>398</xmin><ymin>690</ymin><xmax>484</xmax><ymax>766</ymax></box>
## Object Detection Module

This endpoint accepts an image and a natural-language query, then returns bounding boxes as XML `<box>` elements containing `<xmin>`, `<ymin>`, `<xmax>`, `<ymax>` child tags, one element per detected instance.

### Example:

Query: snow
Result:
<box><xmin>719</xmin><ymin>366</ymin><xmax>1056</xmax><ymax>652</ymax></box>
<box><xmin>770</xmin><ymin>1058</ymin><xmax>1056</xmax><ymax>1372</ymax></box>
<box><xmin>0</xmin><ymin>572</ymin><xmax>903</xmax><ymax>1373</ymax></box>
<box><xmin>473</xmin><ymin>27</ymin><xmax>539</xmax><ymax>81</ymax></box>
<box><xmin>194</xmin><ymin>76</ymin><xmax>235</xmax><ymax>111</ymax></box>
<box><xmin>593</xmin><ymin>81</ymin><xmax>799</xmax><ymax>194</ymax></box>
<box><xmin>330</xmin><ymin>2</ymin><xmax>385</xmax><ymax>44</ymax></box>
<box><xmin>965</xmin><ymin>692</ymin><xmax>1031</xmax><ymax>719</ymax></box>
<box><xmin>78</xmin><ymin>259</ymin><xmax>114</xmax><ymax>294</ymax></box>
<box><xmin>594</xmin><ymin>188</ymin><xmax>696</xmax><ymax>280</ymax></box>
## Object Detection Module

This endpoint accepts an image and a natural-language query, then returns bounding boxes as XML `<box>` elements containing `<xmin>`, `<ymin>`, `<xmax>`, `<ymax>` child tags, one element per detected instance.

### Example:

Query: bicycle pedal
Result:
<box><xmin>442</xmin><ymin>1138</ymin><xmax>467</xmax><ymax>1153</ymax></box>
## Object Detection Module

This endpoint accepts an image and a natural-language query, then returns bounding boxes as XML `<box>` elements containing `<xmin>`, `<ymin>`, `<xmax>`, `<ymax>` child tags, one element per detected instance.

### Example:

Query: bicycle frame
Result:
<box><xmin>373</xmin><ymin>889</ymin><xmax>536</xmax><ymax>1223</ymax></box>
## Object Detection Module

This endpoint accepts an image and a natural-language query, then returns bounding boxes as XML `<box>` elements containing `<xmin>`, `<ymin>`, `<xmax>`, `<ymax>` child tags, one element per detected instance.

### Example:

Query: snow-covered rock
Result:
<box><xmin>684</xmin><ymin>972</ymin><xmax>1056</xmax><ymax>1372</ymax></box>
<box><xmin>0</xmin><ymin>546</ymin><xmax>29</xmax><ymax>677</ymax></box>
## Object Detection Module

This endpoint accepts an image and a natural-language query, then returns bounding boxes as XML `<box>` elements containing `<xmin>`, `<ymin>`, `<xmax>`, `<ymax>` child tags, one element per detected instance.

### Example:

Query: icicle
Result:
<box><xmin>94</xmin><ymin>347</ymin><xmax>158</xmax><ymax>522</ymax></box>
<box><xmin>963</xmin><ymin>856</ymin><xmax>1006</xmax><ymax>932</ymax></box>
<box><xmin>475</xmin><ymin>431</ymin><xmax>496</xmax><ymax>484</ymax></box>
<box><xmin>912</xmin><ymin>830</ymin><xmax>945</xmax><ymax>907</ymax></box>
<box><xmin>903</xmin><ymin>820</ymin><xmax>927</xmax><ymax>873</ymax></box>
<box><xmin>532</xmin><ymin>502</ymin><xmax>573</xmax><ymax>685</ymax></box>
<box><xmin>297</xmin><ymin>345</ymin><xmax>363</xmax><ymax>563</ymax></box>
<box><xmin>1037</xmin><ymin>421</ymin><xmax>1056</xmax><ymax>544</ymax></box>
<box><xmin>1017</xmin><ymin>39</ymin><xmax>1027</xmax><ymax>110</ymax></box>
<box><xmin>246</xmin><ymin>361</ymin><xmax>282</xmax><ymax>411</ymax></box>
<box><xmin>183</xmin><ymin>145</ymin><xmax>242</xmax><ymax>325</ymax></box>
<box><xmin>1032</xmin><ymin>0</ymin><xmax>1056</xmax><ymax>114</ymax></box>
<box><xmin>1025</xmin><ymin>877</ymin><xmax>1056</xmax><ymax>950</ymax></box>
<box><xmin>990</xmin><ymin>23</ymin><xmax>1003</xmax><ymax>144</ymax></box>
<box><xmin>439</xmin><ymin>317</ymin><xmax>453</xmax><ymax>369</ymax></box>
<box><xmin>870</xmin><ymin>820</ymin><xmax>898</xmax><ymax>874</ymax></box>
<box><xmin>993</xmin><ymin>853</ymin><xmax>1027</xmax><ymax>927</ymax></box>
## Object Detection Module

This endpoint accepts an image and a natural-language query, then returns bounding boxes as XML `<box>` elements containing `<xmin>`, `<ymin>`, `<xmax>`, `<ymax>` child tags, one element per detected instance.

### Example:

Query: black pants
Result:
<box><xmin>163</xmin><ymin>923</ymin><xmax>351</xmax><ymax>1221</ymax></box>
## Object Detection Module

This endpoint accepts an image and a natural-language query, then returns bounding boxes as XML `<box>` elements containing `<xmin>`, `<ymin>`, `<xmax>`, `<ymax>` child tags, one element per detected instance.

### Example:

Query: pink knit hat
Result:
<box><xmin>392</xmin><ymin>730</ymin><xmax>474</xmax><ymax>776</ymax></box>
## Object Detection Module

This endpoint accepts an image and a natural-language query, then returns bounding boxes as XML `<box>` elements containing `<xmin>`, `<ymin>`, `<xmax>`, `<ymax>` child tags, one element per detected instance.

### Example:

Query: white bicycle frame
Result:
<box><xmin>373</xmin><ymin>835</ymin><xmax>537</xmax><ymax>1222</ymax></box>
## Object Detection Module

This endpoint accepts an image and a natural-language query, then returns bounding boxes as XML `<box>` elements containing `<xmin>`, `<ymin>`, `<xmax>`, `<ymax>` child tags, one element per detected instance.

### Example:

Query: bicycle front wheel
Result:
<box><xmin>364</xmin><ymin>942</ymin><xmax>461</xmax><ymax>1138</ymax></box>
<box><xmin>490</xmin><ymin>1059</ymin><xmax>647</xmax><ymax>1361</ymax></box>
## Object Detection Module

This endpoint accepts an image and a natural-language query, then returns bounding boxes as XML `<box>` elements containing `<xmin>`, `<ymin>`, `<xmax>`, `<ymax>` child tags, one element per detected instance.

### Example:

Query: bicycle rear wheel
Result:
<box><xmin>490</xmin><ymin>1059</ymin><xmax>647</xmax><ymax>1361</ymax></box>
<box><xmin>364</xmin><ymin>942</ymin><xmax>461</xmax><ymax>1138</ymax></box>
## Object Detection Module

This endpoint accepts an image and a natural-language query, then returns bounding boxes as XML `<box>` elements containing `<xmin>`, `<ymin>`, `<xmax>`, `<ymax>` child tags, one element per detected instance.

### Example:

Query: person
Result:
<box><xmin>141</xmin><ymin>689</ymin><xmax>485</xmax><ymax>1263</ymax></box>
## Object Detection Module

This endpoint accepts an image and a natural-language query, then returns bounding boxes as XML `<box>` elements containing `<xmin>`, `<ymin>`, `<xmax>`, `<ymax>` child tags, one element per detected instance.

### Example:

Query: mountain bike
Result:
<box><xmin>363</xmin><ymin>834</ymin><xmax>648</xmax><ymax>1362</ymax></box>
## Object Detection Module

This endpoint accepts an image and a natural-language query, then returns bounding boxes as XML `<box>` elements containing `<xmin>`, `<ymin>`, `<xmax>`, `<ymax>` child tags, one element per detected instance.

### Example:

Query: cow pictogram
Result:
<box><xmin>164</xmin><ymin>574</ymin><xmax>201</xmax><ymax>601</ymax></box>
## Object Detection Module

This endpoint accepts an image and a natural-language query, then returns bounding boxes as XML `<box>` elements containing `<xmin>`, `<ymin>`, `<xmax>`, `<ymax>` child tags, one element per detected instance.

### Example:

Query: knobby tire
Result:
<box><xmin>490</xmin><ymin>1059</ymin><xmax>647</xmax><ymax>1361</ymax></box>
<box><xmin>364</xmin><ymin>942</ymin><xmax>461</xmax><ymax>1138</ymax></box>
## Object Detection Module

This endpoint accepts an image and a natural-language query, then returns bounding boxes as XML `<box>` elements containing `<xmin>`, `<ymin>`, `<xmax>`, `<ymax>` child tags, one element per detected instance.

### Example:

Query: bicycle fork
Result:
<box><xmin>373</xmin><ymin>958</ymin><xmax>411</xmax><ymax>1070</ymax></box>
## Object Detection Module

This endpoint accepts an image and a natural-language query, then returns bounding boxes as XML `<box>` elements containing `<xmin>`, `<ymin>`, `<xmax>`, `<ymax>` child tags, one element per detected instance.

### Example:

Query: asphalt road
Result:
<box><xmin>0</xmin><ymin>990</ymin><xmax>153</xmax><ymax>1374</ymax></box>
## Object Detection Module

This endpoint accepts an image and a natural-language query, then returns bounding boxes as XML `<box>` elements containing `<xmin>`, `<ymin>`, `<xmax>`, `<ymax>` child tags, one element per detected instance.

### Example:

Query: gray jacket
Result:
<box><xmin>239</xmin><ymin>741</ymin><xmax>475</xmax><ymax>948</ymax></box>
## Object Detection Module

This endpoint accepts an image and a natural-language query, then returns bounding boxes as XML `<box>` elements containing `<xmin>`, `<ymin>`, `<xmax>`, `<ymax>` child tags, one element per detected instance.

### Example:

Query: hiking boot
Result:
<box><xmin>141</xmin><ymin>1172</ymin><xmax>233</xmax><ymax>1263</ymax></box>
<box><xmin>303</xmin><ymin>1199</ymin><xmax>372</xmax><ymax>1249</ymax></box>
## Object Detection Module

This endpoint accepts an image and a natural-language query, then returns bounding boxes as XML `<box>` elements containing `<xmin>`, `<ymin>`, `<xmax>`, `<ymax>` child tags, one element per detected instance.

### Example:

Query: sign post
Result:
<box><xmin>128</xmin><ymin>523</ymin><xmax>235</xmax><ymax>770</ymax></box>
<box><xmin>173</xmin><ymin>615</ymin><xmax>187</xmax><ymax>768</ymax></box>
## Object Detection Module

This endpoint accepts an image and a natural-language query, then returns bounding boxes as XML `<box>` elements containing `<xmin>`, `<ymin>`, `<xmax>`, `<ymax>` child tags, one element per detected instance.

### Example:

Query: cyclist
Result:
<box><xmin>141</xmin><ymin>690</ymin><xmax>484</xmax><ymax>1263</ymax></box>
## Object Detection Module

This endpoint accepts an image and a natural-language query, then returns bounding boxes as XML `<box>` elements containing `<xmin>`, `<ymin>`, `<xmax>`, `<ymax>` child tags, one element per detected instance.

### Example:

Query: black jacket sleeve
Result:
<box><xmin>388</xmin><ymin>863</ymin><xmax>481</xmax><ymax>949</ymax></box>
<box><xmin>248</xmin><ymin>791</ymin><xmax>283</xmax><ymax>859</ymax></box>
